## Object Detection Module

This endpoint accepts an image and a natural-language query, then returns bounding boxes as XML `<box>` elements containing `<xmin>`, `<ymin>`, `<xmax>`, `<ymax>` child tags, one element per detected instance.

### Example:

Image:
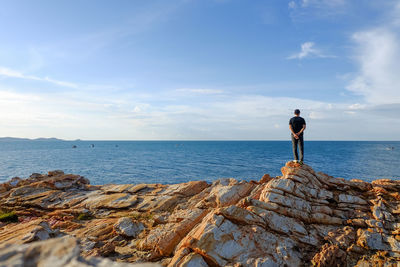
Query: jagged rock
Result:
<box><xmin>197</xmin><ymin>178</ymin><xmax>254</xmax><ymax>208</ymax></box>
<box><xmin>0</xmin><ymin>219</ymin><xmax>62</xmax><ymax>248</ymax></box>
<box><xmin>114</xmin><ymin>217</ymin><xmax>145</xmax><ymax>237</ymax></box>
<box><xmin>138</xmin><ymin>208</ymin><xmax>208</xmax><ymax>256</ymax></box>
<box><xmin>259</xmin><ymin>173</ymin><xmax>273</xmax><ymax>183</ymax></box>
<box><xmin>0</xmin><ymin>162</ymin><xmax>400</xmax><ymax>266</ymax></box>
<box><xmin>311</xmin><ymin>243</ymin><xmax>347</xmax><ymax>267</ymax></box>
<box><xmin>0</xmin><ymin>235</ymin><xmax>160</xmax><ymax>267</ymax></box>
<box><xmin>82</xmin><ymin>192</ymin><xmax>139</xmax><ymax>209</ymax></box>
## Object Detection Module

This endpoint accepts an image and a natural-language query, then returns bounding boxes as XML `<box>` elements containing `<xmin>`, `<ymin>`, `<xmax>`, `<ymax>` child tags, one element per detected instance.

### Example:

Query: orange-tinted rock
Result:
<box><xmin>138</xmin><ymin>208</ymin><xmax>208</xmax><ymax>256</ymax></box>
<box><xmin>0</xmin><ymin>235</ymin><xmax>160</xmax><ymax>267</ymax></box>
<box><xmin>1</xmin><ymin>162</ymin><xmax>400</xmax><ymax>266</ymax></box>
<box><xmin>311</xmin><ymin>243</ymin><xmax>346</xmax><ymax>267</ymax></box>
<box><xmin>0</xmin><ymin>219</ymin><xmax>61</xmax><ymax>248</ymax></box>
<box><xmin>259</xmin><ymin>173</ymin><xmax>273</xmax><ymax>183</ymax></box>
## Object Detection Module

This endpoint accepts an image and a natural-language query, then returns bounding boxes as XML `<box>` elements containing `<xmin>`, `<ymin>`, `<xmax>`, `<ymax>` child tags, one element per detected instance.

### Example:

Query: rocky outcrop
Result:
<box><xmin>0</xmin><ymin>162</ymin><xmax>399</xmax><ymax>266</ymax></box>
<box><xmin>0</xmin><ymin>235</ymin><xmax>159</xmax><ymax>267</ymax></box>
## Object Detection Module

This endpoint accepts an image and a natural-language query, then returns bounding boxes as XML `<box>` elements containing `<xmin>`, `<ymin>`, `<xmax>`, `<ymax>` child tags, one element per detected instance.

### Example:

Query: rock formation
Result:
<box><xmin>0</xmin><ymin>235</ymin><xmax>159</xmax><ymax>267</ymax></box>
<box><xmin>0</xmin><ymin>162</ymin><xmax>399</xmax><ymax>266</ymax></box>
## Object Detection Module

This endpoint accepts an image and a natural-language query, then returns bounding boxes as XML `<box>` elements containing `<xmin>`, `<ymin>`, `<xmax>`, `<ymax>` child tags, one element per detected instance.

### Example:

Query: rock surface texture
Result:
<box><xmin>0</xmin><ymin>162</ymin><xmax>399</xmax><ymax>266</ymax></box>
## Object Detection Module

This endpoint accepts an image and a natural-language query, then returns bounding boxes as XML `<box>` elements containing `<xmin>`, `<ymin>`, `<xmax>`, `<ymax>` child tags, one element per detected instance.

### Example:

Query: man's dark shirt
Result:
<box><xmin>289</xmin><ymin>116</ymin><xmax>306</xmax><ymax>136</ymax></box>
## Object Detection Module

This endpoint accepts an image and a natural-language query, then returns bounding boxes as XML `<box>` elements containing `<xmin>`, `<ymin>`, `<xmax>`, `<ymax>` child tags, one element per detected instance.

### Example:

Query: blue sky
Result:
<box><xmin>0</xmin><ymin>0</ymin><xmax>399</xmax><ymax>140</ymax></box>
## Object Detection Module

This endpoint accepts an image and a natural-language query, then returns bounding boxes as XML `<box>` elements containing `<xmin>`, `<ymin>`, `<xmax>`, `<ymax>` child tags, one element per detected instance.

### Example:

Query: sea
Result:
<box><xmin>0</xmin><ymin>141</ymin><xmax>399</xmax><ymax>185</ymax></box>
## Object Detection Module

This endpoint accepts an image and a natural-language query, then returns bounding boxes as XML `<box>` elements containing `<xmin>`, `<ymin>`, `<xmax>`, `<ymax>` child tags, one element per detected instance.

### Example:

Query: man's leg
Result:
<box><xmin>299</xmin><ymin>135</ymin><xmax>304</xmax><ymax>162</ymax></box>
<box><xmin>291</xmin><ymin>135</ymin><xmax>299</xmax><ymax>161</ymax></box>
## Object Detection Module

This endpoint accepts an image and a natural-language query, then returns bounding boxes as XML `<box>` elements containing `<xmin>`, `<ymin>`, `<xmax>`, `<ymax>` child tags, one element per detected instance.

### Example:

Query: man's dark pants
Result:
<box><xmin>291</xmin><ymin>134</ymin><xmax>304</xmax><ymax>162</ymax></box>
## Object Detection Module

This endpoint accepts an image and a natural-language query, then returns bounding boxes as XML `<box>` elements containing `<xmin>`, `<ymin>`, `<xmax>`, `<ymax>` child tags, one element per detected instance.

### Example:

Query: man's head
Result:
<box><xmin>294</xmin><ymin>109</ymin><xmax>300</xmax><ymax>116</ymax></box>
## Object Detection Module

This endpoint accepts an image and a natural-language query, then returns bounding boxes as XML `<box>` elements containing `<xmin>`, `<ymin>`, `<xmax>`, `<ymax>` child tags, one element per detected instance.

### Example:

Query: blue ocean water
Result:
<box><xmin>0</xmin><ymin>141</ymin><xmax>398</xmax><ymax>185</ymax></box>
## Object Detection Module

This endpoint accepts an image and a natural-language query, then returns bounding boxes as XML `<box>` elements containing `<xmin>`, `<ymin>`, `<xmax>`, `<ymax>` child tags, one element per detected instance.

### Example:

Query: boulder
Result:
<box><xmin>114</xmin><ymin>217</ymin><xmax>145</xmax><ymax>237</ymax></box>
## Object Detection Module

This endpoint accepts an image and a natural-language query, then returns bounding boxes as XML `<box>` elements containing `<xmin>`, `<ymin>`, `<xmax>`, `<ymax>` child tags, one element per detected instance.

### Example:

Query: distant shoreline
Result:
<box><xmin>0</xmin><ymin>137</ymin><xmax>73</xmax><ymax>142</ymax></box>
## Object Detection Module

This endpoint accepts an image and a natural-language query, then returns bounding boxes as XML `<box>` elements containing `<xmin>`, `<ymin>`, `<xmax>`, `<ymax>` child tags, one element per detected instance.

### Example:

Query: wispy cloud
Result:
<box><xmin>288</xmin><ymin>1</ymin><xmax>297</xmax><ymax>9</ymax></box>
<box><xmin>345</xmin><ymin>0</ymin><xmax>400</xmax><ymax>105</ymax></box>
<box><xmin>0</xmin><ymin>66</ymin><xmax>77</xmax><ymax>88</ymax></box>
<box><xmin>287</xmin><ymin>42</ymin><xmax>335</xmax><ymax>60</ymax></box>
<box><xmin>346</xmin><ymin>28</ymin><xmax>400</xmax><ymax>104</ymax></box>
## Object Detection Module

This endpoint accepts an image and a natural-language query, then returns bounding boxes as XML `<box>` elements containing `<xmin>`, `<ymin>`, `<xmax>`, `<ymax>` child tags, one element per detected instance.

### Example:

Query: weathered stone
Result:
<box><xmin>311</xmin><ymin>243</ymin><xmax>346</xmax><ymax>267</ymax></box>
<box><xmin>250</xmin><ymin>206</ymin><xmax>307</xmax><ymax>235</ymax></box>
<box><xmin>175</xmin><ymin>253</ymin><xmax>209</xmax><ymax>267</ymax></box>
<box><xmin>357</xmin><ymin>229</ymin><xmax>389</xmax><ymax>251</ymax></box>
<box><xmin>1</xmin><ymin>162</ymin><xmax>400</xmax><ymax>266</ymax></box>
<box><xmin>261</xmin><ymin>191</ymin><xmax>311</xmax><ymax>213</ymax></box>
<box><xmin>162</xmin><ymin>181</ymin><xmax>209</xmax><ymax>197</ymax></box>
<box><xmin>113</xmin><ymin>217</ymin><xmax>145</xmax><ymax>237</ymax></box>
<box><xmin>259</xmin><ymin>173</ymin><xmax>273</xmax><ymax>183</ymax></box>
<box><xmin>0</xmin><ymin>219</ymin><xmax>61</xmax><ymax>248</ymax></box>
<box><xmin>48</xmin><ymin>170</ymin><xmax>65</xmax><ymax>176</ymax></box>
<box><xmin>138</xmin><ymin>209</ymin><xmax>208</xmax><ymax>256</ymax></box>
<box><xmin>0</xmin><ymin>235</ymin><xmax>160</xmax><ymax>267</ymax></box>
<box><xmin>102</xmin><ymin>184</ymin><xmax>136</xmax><ymax>193</ymax></box>
<box><xmin>338</xmin><ymin>194</ymin><xmax>368</xmax><ymax>205</ymax></box>
<box><xmin>200</xmin><ymin>178</ymin><xmax>254</xmax><ymax>207</ymax></box>
<box><xmin>82</xmin><ymin>193</ymin><xmax>139</xmax><ymax>209</ymax></box>
<box><xmin>217</xmin><ymin>205</ymin><xmax>265</xmax><ymax>227</ymax></box>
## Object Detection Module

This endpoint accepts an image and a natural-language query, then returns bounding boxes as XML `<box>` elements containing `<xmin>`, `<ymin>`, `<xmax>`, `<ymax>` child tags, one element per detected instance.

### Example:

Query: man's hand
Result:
<box><xmin>293</xmin><ymin>134</ymin><xmax>299</xmax><ymax>139</ymax></box>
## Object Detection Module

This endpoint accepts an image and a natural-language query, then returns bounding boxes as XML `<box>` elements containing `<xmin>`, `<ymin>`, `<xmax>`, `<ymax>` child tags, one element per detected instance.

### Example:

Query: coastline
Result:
<box><xmin>0</xmin><ymin>161</ymin><xmax>399</xmax><ymax>266</ymax></box>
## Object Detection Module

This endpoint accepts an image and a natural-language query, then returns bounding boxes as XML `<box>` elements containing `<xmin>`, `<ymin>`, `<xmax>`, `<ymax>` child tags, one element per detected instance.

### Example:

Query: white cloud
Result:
<box><xmin>346</xmin><ymin>28</ymin><xmax>400</xmax><ymax>104</ymax></box>
<box><xmin>0</xmin><ymin>66</ymin><xmax>78</xmax><ymax>88</ymax></box>
<box><xmin>43</xmin><ymin>77</ymin><xmax>77</xmax><ymax>88</ymax></box>
<box><xmin>287</xmin><ymin>42</ymin><xmax>335</xmax><ymax>60</ymax></box>
<box><xmin>133</xmin><ymin>106</ymin><xmax>142</xmax><ymax>113</ymax></box>
<box><xmin>0</xmin><ymin>90</ymin><xmax>41</xmax><ymax>104</ymax></box>
<box><xmin>0</xmin><ymin>83</ymin><xmax>398</xmax><ymax>140</ymax></box>
<box><xmin>288</xmin><ymin>1</ymin><xmax>297</xmax><ymax>9</ymax></box>
<box><xmin>0</xmin><ymin>67</ymin><xmax>25</xmax><ymax>79</ymax></box>
<box><xmin>348</xmin><ymin>103</ymin><xmax>366</xmax><ymax>110</ymax></box>
<box><xmin>308</xmin><ymin>111</ymin><xmax>324</xmax><ymax>119</ymax></box>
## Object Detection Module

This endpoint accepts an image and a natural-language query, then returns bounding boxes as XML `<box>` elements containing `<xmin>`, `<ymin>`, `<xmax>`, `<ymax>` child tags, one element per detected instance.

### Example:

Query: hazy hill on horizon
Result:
<box><xmin>0</xmin><ymin>137</ymin><xmax>66</xmax><ymax>142</ymax></box>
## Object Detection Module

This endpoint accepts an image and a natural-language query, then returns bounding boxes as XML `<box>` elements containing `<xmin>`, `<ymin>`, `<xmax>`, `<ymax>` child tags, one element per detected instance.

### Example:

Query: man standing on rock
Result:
<box><xmin>289</xmin><ymin>109</ymin><xmax>306</xmax><ymax>164</ymax></box>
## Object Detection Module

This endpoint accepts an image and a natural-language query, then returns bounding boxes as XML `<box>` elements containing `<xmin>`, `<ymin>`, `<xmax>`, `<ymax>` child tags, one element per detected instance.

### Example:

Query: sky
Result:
<box><xmin>0</xmin><ymin>0</ymin><xmax>399</xmax><ymax>140</ymax></box>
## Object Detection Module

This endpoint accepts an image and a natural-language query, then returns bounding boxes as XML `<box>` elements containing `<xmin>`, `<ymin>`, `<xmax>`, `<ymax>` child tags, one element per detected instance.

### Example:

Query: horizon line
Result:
<box><xmin>1</xmin><ymin>137</ymin><xmax>399</xmax><ymax>142</ymax></box>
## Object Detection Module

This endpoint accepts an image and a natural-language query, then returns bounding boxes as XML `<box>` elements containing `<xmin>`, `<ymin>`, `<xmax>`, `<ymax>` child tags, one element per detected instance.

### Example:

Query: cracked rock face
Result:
<box><xmin>0</xmin><ymin>235</ymin><xmax>160</xmax><ymax>267</ymax></box>
<box><xmin>0</xmin><ymin>162</ymin><xmax>399</xmax><ymax>266</ymax></box>
<box><xmin>114</xmin><ymin>217</ymin><xmax>145</xmax><ymax>237</ymax></box>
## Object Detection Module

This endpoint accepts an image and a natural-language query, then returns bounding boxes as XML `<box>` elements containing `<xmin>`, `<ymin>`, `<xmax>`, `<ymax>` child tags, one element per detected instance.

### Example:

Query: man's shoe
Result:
<box><xmin>293</xmin><ymin>160</ymin><xmax>298</xmax><ymax>163</ymax></box>
<box><xmin>299</xmin><ymin>161</ymin><xmax>304</xmax><ymax>165</ymax></box>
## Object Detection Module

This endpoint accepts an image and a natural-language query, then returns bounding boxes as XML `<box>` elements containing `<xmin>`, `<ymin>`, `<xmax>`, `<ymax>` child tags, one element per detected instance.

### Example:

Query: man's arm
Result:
<box><xmin>296</xmin><ymin>124</ymin><xmax>306</xmax><ymax>135</ymax></box>
<box><xmin>289</xmin><ymin>125</ymin><xmax>299</xmax><ymax>139</ymax></box>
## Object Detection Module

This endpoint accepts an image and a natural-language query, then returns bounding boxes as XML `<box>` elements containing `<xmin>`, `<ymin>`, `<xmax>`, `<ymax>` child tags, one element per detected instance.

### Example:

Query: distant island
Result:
<box><xmin>0</xmin><ymin>137</ymin><xmax>73</xmax><ymax>142</ymax></box>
